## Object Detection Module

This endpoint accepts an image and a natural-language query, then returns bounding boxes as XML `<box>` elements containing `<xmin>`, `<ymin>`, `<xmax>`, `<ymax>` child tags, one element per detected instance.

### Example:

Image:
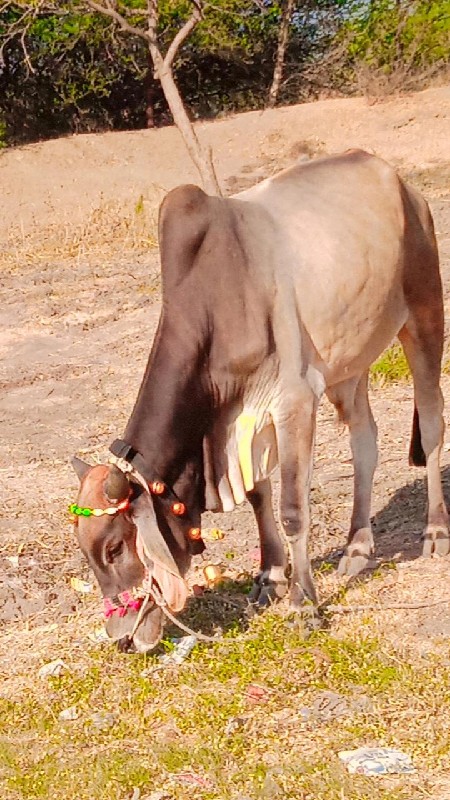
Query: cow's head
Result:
<box><xmin>70</xmin><ymin>459</ymin><xmax>193</xmax><ymax>653</ymax></box>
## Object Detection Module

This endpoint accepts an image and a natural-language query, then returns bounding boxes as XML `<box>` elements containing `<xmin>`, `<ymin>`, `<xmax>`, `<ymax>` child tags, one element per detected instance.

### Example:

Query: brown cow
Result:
<box><xmin>71</xmin><ymin>150</ymin><xmax>448</xmax><ymax>652</ymax></box>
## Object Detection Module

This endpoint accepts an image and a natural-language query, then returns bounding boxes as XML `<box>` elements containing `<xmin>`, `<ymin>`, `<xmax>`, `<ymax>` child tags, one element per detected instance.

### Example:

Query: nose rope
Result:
<box><xmin>146</xmin><ymin>582</ymin><xmax>220</xmax><ymax>644</ymax></box>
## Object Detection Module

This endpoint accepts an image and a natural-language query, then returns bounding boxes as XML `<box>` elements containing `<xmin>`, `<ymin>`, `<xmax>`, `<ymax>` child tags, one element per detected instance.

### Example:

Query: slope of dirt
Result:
<box><xmin>1</xmin><ymin>86</ymin><xmax>450</xmax><ymax>799</ymax></box>
<box><xmin>1</xmin><ymin>85</ymin><xmax>449</xmax><ymax>238</ymax></box>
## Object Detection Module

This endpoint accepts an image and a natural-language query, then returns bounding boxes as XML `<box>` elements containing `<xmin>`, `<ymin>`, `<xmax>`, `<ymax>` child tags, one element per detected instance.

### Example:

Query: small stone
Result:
<box><xmin>90</xmin><ymin>711</ymin><xmax>117</xmax><ymax>730</ymax></box>
<box><xmin>262</xmin><ymin>773</ymin><xmax>282</xmax><ymax>797</ymax></box>
<box><xmin>224</xmin><ymin>716</ymin><xmax>246</xmax><ymax>735</ymax></box>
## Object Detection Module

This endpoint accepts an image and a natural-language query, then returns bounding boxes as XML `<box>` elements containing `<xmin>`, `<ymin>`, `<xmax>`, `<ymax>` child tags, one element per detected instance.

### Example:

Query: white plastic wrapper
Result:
<box><xmin>338</xmin><ymin>747</ymin><xmax>415</xmax><ymax>776</ymax></box>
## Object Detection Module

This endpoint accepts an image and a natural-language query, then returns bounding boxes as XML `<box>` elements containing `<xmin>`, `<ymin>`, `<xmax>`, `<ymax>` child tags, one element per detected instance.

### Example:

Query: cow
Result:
<box><xmin>70</xmin><ymin>149</ymin><xmax>448</xmax><ymax>653</ymax></box>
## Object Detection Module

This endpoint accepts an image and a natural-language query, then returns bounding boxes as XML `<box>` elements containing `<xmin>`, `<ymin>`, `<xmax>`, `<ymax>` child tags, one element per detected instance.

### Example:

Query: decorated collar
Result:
<box><xmin>68</xmin><ymin>498</ymin><xmax>130</xmax><ymax>519</ymax></box>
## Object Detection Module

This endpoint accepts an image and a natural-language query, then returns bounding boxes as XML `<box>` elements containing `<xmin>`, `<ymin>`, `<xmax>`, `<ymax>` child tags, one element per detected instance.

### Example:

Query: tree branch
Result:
<box><xmin>85</xmin><ymin>0</ymin><xmax>151</xmax><ymax>45</ymax></box>
<box><xmin>164</xmin><ymin>7</ymin><xmax>202</xmax><ymax>70</ymax></box>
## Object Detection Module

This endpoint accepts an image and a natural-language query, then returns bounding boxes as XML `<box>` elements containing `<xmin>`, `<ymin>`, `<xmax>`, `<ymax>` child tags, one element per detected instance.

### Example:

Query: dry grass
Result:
<box><xmin>2</xmin><ymin>197</ymin><xmax>160</xmax><ymax>272</ymax></box>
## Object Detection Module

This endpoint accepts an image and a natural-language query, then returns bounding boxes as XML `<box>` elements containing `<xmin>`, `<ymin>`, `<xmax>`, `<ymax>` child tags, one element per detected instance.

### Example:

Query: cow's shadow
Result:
<box><xmin>316</xmin><ymin>464</ymin><xmax>450</xmax><ymax>570</ymax></box>
<box><xmin>163</xmin><ymin>580</ymin><xmax>252</xmax><ymax>641</ymax></box>
<box><xmin>163</xmin><ymin>467</ymin><xmax>450</xmax><ymax>641</ymax></box>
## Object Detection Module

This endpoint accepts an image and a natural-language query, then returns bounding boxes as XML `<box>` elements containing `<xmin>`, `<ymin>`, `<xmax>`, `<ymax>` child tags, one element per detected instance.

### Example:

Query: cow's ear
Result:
<box><xmin>71</xmin><ymin>457</ymin><xmax>90</xmax><ymax>482</ymax></box>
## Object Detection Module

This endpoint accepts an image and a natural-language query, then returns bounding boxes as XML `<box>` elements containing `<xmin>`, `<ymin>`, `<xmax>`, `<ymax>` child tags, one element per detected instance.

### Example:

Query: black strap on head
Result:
<box><xmin>109</xmin><ymin>439</ymin><xmax>205</xmax><ymax>555</ymax></box>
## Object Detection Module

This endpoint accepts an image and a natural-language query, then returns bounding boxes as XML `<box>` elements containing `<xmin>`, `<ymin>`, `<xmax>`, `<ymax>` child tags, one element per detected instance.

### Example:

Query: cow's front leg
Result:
<box><xmin>247</xmin><ymin>479</ymin><xmax>288</xmax><ymax>607</ymax></box>
<box><xmin>275</xmin><ymin>388</ymin><xmax>319</xmax><ymax>611</ymax></box>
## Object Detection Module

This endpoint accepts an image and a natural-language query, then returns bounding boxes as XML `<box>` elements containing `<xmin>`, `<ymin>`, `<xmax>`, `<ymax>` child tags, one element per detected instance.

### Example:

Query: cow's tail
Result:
<box><xmin>409</xmin><ymin>405</ymin><xmax>426</xmax><ymax>467</ymax></box>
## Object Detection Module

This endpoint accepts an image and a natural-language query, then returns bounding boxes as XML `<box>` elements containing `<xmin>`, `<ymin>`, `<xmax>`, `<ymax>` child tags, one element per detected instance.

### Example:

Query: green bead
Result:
<box><xmin>75</xmin><ymin>507</ymin><xmax>83</xmax><ymax>515</ymax></box>
<box><xmin>68</xmin><ymin>504</ymin><xmax>76</xmax><ymax>513</ymax></box>
<box><xmin>82</xmin><ymin>508</ymin><xmax>92</xmax><ymax>517</ymax></box>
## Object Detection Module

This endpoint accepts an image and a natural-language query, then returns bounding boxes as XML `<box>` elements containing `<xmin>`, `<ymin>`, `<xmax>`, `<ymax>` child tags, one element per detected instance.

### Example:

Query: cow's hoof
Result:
<box><xmin>338</xmin><ymin>551</ymin><xmax>370</xmax><ymax>577</ymax></box>
<box><xmin>338</xmin><ymin>529</ymin><xmax>374</xmax><ymax>577</ymax></box>
<box><xmin>248</xmin><ymin>569</ymin><xmax>288</xmax><ymax>609</ymax></box>
<box><xmin>117</xmin><ymin>635</ymin><xmax>137</xmax><ymax>654</ymax></box>
<box><xmin>422</xmin><ymin>524</ymin><xmax>450</xmax><ymax>558</ymax></box>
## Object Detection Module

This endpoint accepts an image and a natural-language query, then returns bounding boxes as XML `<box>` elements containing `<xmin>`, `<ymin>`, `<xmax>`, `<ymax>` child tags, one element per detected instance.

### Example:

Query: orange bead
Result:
<box><xmin>149</xmin><ymin>481</ymin><xmax>165</xmax><ymax>495</ymax></box>
<box><xmin>189</xmin><ymin>527</ymin><xmax>202</xmax><ymax>540</ymax></box>
<box><xmin>172</xmin><ymin>502</ymin><xmax>186</xmax><ymax>516</ymax></box>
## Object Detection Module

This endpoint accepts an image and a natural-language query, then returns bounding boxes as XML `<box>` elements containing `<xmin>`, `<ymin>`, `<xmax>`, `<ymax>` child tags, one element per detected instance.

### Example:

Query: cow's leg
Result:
<box><xmin>334</xmin><ymin>374</ymin><xmax>378</xmax><ymax>577</ymax></box>
<box><xmin>275</xmin><ymin>385</ymin><xmax>319</xmax><ymax>610</ymax></box>
<box><xmin>398</xmin><ymin>321</ymin><xmax>449</xmax><ymax>556</ymax></box>
<box><xmin>247</xmin><ymin>479</ymin><xmax>288</xmax><ymax>607</ymax></box>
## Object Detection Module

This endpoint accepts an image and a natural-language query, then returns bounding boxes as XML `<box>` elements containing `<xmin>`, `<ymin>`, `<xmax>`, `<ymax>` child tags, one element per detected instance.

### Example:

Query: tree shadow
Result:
<box><xmin>317</xmin><ymin>464</ymin><xmax>450</xmax><ymax>570</ymax></box>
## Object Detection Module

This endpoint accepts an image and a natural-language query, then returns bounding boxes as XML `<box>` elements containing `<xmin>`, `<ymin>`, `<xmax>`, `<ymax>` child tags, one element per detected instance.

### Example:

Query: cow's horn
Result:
<box><xmin>104</xmin><ymin>464</ymin><xmax>129</xmax><ymax>502</ymax></box>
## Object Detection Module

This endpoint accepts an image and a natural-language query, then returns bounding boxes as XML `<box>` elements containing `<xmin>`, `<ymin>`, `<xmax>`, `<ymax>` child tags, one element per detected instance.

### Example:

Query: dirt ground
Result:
<box><xmin>1</xmin><ymin>85</ymin><xmax>450</xmax><ymax>766</ymax></box>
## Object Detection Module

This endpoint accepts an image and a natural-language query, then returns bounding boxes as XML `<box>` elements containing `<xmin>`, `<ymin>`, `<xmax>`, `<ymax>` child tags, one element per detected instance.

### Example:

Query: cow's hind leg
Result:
<box><xmin>398</xmin><ymin>321</ymin><xmax>449</xmax><ymax>556</ymax></box>
<box><xmin>332</xmin><ymin>374</ymin><xmax>378</xmax><ymax>577</ymax></box>
<box><xmin>247</xmin><ymin>479</ymin><xmax>288</xmax><ymax>607</ymax></box>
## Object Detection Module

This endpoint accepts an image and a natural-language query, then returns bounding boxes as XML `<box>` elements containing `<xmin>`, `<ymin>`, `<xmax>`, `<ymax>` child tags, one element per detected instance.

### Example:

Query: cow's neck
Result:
<box><xmin>123</xmin><ymin>315</ymin><xmax>209</xmax><ymax>485</ymax></box>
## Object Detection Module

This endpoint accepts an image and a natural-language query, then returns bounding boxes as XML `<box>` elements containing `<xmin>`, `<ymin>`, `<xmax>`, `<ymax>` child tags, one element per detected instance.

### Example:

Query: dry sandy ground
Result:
<box><xmin>1</xmin><ymin>85</ymin><xmax>450</xmax><ymax>718</ymax></box>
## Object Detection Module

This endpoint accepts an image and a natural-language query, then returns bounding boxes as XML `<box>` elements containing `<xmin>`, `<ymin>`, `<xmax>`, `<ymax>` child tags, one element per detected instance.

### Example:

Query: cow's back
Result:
<box><xmin>235</xmin><ymin>149</ymin><xmax>430</xmax><ymax>385</ymax></box>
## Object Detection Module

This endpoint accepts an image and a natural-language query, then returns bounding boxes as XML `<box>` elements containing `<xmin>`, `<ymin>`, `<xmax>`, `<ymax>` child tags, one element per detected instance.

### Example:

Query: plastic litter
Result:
<box><xmin>174</xmin><ymin>771</ymin><xmax>214</xmax><ymax>788</ymax></box>
<box><xmin>158</xmin><ymin>635</ymin><xmax>198</xmax><ymax>666</ymax></box>
<box><xmin>338</xmin><ymin>747</ymin><xmax>415</xmax><ymax>775</ymax></box>
<box><xmin>203</xmin><ymin>564</ymin><xmax>223</xmax><ymax>586</ymax></box>
<box><xmin>202</xmin><ymin>527</ymin><xmax>225</xmax><ymax>541</ymax></box>
<box><xmin>245</xmin><ymin>684</ymin><xmax>269</xmax><ymax>702</ymax></box>
<box><xmin>38</xmin><ymin>659</ymin><xmax>68</xmax><ymax>678</ymax></box>
<box><xmin>59</xmin><ymin>706</ymin><xmax>79</xmax><ymax>721</ymax></box>
<box><xmin>70</xmin><ymin>577</ymin><xmax>93</xmax><ymax>594</ymax></box>
<box><xmin>88</xmin><ymin>626</ymin><xmax>110</xmax><ymax>644</ymax></box>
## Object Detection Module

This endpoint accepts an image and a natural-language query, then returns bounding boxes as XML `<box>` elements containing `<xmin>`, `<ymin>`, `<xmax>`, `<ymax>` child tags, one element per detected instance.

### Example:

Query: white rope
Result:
<box><xmin>110</xmin><ymin>455</ymin><xmax>220</xmax><ymax>644</ymax></box>
<box><xmin>148</xmin><ymin>583</ymin><xmax>221</xmax><ymax>643</ymax></box>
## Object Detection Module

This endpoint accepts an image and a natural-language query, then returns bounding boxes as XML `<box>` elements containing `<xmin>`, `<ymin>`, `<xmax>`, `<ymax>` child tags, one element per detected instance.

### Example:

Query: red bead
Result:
<box><xmin>150</xmin><ymin>481</ymin><xmax>165</xmax><ymax>495</ymax></box>
<box><xmin>189</xmin><ymin>527</ymin><xmax>202</xmax><ymax>540</ymax></box>
<box><xmin>172</xmin><ymin>501</ymin><xmax>186</xmax><ymax>516</ymax></box>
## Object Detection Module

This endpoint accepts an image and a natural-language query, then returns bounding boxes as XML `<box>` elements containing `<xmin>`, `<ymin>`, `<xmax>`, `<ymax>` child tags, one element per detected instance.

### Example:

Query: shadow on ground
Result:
<box><xmin>318</xmin><ymin>464</ymin><xmax>450</xmax><ymax>569</ymax></box>
<box><xmin>164</xmin><ymin>579</ymin><xmax>252</xmax><ymax>641</ymax></box>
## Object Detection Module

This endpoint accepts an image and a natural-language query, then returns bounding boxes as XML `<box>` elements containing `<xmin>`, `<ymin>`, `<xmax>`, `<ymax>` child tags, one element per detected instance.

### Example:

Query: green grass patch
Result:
<box><xmin>2</xmin><ymin>614</ymin><xmax>449</xmax><ymax>799</ymax></box>
<box><xmin>370</xmin><ymin>344</ymin><xmax>450</xmax><ymax>385</ymax></box>
<box><xmin>370</xmin><ymin>344</ymin><xmax>410</xmax><ymax>385</ymax></box>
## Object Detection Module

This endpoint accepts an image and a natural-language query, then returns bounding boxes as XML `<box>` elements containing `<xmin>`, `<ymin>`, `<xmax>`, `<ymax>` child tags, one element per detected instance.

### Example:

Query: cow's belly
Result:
<box><xmin>302</xmin><ymin>278</ymin><xmax>409</xmax><ymax>386</ymax></box>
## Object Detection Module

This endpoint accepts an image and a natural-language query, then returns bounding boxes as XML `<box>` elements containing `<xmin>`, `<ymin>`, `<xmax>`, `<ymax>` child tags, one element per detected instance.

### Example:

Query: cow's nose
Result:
<box><xmin>117</xmin><ymin>635</ymin><xmax>137</xmax><ymax>654</ymax></box>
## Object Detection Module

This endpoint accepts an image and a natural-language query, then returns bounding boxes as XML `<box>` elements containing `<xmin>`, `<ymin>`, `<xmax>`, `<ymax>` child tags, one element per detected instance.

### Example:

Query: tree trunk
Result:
<box><xmin>144</xmin><ymin>54</ymin><xmax>156</xmax><ymax>128</ymax></box>
<box><xmin>267</xmin><ymin>0</ymin><xmax>295</xmax><ymax>109</ymax></box>
<box><xmin>157</xmin><ymin>61</ymin><xmax>221</xmax><ymax>195</ymax></box>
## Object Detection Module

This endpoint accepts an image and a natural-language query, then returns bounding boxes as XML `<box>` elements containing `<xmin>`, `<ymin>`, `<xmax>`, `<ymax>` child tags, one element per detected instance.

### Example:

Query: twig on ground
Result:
<box><xmin>326</xmin><ymin>597</ymin><xmax>450</xmax><ymax>614</ymax></box>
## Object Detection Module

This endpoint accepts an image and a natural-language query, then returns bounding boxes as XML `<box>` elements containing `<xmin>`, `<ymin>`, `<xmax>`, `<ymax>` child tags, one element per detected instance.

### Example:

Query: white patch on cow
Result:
<box><xmin>306</xmin><ymin>364</ymin><xmax>326</xmax><ymax>398</ymax></box>
<box><xmin>211</xmin><ymin>356</ymin><xmax>280</xmax><ymax>510</ymax></box>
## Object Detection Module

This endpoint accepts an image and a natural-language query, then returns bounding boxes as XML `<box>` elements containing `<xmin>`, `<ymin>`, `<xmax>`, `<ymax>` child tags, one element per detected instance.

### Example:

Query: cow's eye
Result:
<box><xmin>106</xmin><ymin>541</ymin><xmax>124</xmax><ymax>562</ymax></box>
